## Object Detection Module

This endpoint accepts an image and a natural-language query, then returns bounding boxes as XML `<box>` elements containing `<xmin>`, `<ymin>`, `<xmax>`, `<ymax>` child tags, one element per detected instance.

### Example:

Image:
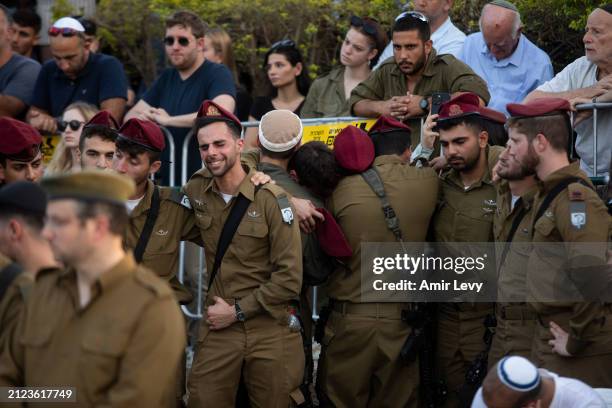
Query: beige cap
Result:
<box><xmin>258</xmin><ymin>110</ymin><xmax>303</xmax><ymax>152</ymax></box>
<box><xmin>41</xmin><ymin>170</ymin><xmax>135</xmax><ymax>205</ymax></box>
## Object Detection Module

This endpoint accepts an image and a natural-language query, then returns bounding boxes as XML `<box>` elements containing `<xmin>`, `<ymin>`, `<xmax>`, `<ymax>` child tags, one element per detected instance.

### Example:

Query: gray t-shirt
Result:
<box><xmin>0</xmin><ymin>53</ymin><xmax>41</xmax><ymax>106</ymax></box>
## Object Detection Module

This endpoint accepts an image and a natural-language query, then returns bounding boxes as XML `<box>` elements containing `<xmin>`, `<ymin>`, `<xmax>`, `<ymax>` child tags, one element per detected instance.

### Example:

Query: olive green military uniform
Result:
<box><xmin>319</xmin><ymin>155</ymin><xmax>439</xmax><ymax>407</ymax></box>
<box><xmin>301</xmin><ymin>67</ymin><xmax>350</xmax><ymax>118</ymax></box>
<box><xmin>433</xmin><ymin>146</ymin><xmax>502</xmax><ymax>407</ymax></box>
<box><xmin>0</xmin><ymin>272</ymin><xmax>32</xmax><ymax>350</ymax></box>
<box><xmin>348</xmin><ymin>51</ymin><xmax>490</xmax><ymax>148</ymax></box>
<box><xmin>184</xmin><ymin>166</ymin><xmax>305</xmax><ymax>408</ymax></box>
<box><xmin>124</xmin><ymin>179</ymin><xmax>200</xmax><ymax>304</ymax></box>
<box><xmin>488</xmin><ymin>181</ymin><xmax>538</xmax><ymax>368</ymax></box>
<box><xmin>527</xmin><ymin>162</ymin><xmax>612</xmax><ymax>387</ymax></box>
<box><xmin>0</xmin><ymin>254</ymin><xmax>186</xmax><ymax>407</ymax></box>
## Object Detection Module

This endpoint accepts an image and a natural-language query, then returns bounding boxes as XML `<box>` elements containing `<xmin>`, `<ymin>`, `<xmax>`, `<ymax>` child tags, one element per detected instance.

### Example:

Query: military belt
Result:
<box><xmin>498</xmin><ymin>304</ymin><xmax>536</xmax><ymax>321</ymax></box>
<box><xmin>330</xmin><ymin>300</ymin><xmax>408</xmax><ymax>318</ymax></box>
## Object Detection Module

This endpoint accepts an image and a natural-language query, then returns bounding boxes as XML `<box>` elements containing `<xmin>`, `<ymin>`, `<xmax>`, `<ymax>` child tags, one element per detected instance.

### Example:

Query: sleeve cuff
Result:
<box><xmin>237</xmin><ymin>294</ymin><xmax>262</xmax><ymax>320</ymax></box>
<box><xmin>410</xmin><ymin>143</ymin><xmax>434</xmax><ymax>164</ymax></box>
<box><xmin>566</xmin><ymin>335</ymin><xmax>590</xmax><ymax>355</ymax></box>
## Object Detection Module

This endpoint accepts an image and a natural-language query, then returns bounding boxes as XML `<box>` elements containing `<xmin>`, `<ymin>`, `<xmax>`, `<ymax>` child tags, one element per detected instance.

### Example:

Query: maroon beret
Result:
<box><xmin>316</xmin><ymin>207</ymin><xmax>353</xmax><ymax>258</ymax></box>
<box><xmin>84</xmin><ymin>110</ymin><xmax>119</xmax><ymax>130</ymax></box>
<box><xmin>368</xmin><ymin>115</ymin><xmax>411</xmax><ymax>136</ymax></box>
<box><xmin>438</xmin><ymin>92</ymin><xmax>506</xmax><ymax>124</ymax></box>
<box><xmin>0</xmin><ymin>117</ymin><xmax>42</xmax><ymax>161</ymax></box>
<box><xmin>333</xmin><ymin>125</ymin><xmax>375</xmax><ymax>173</ymax></box>
<box><xmin>506</xmin><ymin>98</ymin><xmax>571</xmax><ymax>119</ymax></box>
<box><xmin>195</xmin><ymin>100</ymin><xmax>242</xmax><ymax>132</ymax></box>
<box><xmin>118</xmin><ymin>119</ymin><xmax>165</xmax><ymax>152</ymax></box>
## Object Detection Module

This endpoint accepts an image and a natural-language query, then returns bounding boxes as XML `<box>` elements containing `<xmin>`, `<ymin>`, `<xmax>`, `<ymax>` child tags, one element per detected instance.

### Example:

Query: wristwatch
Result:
<box><xmin>419</xmin><ymin>97</ymin><xmax>429</xmax><ymax>113</ymax></box>
<box><xmin>235</xmin><ymin>301</ymin><xmax>246</xmax><ymax>322</ymax></box>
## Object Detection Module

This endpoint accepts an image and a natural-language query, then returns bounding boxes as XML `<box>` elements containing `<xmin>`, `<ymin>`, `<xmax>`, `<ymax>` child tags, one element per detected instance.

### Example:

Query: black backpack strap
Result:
<box><xmin>133</xmin><ymin>186</ymin><xmax>161</xmax><ymax>263</ymax></box>
<box><xmin>361</xmin><ymin>168</ymin><xmax>404</xmax><ymax>242</ymax></box>
<box><xmin>532</xmin><ymin>177</ymin><xmax>592</xmax><ymax>231</ymax></box>
<box><xmin>498</xmin><ymin>198</ymin><xmax>528</xmax><ymax>268</ymax></box>
<box><xmin>0</xmin><ymin>262</ymin><xmax>22</xmax><ymax>302</ymax></box>
<box><xmin>209</xmin><ymin>185</ymin><xmax>262</xmax><ymax>287</ymax></box>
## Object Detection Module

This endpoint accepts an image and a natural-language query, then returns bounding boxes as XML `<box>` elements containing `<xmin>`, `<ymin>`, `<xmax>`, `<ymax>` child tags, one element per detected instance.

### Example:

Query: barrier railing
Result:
<box><xmin>158</xmin><ymin>126</ymin><xmax>176</xmax><ymax>187</ymax></box>
<box><xmin>571</xmin><ymin>102</ymin><xmax>612</xmax><ymax>178</ymax></box>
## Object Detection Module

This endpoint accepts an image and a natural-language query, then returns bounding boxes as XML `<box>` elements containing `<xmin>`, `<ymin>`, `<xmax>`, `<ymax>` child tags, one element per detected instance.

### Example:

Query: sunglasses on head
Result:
<box><xmin>164</xmin><ymin>36</ymin><xmax>191</xmax><ymax>47</ymax></box>
<box><xmin>269</xmin><ymin>39</ymin><xmax>296</xmax><ymax>52</ymax></box>
<box><xmin>350</xmin><ymin>16</ymin><xmax>379</xmax><ymax>37</ymax></box>
<box><xmin>48</xmin><ymin>27</ymin><xmax>81</xmax><ymax>37</ymax></box>
<box><xmin>396</xmin><ymin>11</ymin><xmax>429</xmax><ymax>23</ymax></box>
<box><xmin>57</xmin><ymin>120</ymin><xmax>84</xmax><ymax>132</ymax></box>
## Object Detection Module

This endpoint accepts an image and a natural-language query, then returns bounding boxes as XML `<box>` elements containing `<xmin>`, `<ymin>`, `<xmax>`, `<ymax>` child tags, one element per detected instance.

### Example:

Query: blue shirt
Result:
<box><xmin>31</xmin><ymin>52</ymin><xmax>128</xmax><ymax>117</ymax></box>
<box><xmin>0</xmin><ymin>54</ymin><xmax>40</xmax><ymax>107</ymax></box>
<box><xmin>459</xmin><ymin>33</ymin><xmax>553</xmax><ymax>115</ymax></box>
<box><xmin>142</xmin><ymin>60</ymin><xmax>236</xmax><ymax>185</ymax></box>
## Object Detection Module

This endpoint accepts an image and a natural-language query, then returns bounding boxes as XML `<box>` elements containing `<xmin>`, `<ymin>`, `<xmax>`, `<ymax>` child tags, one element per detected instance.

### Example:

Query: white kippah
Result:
<box><xmin>52</xmin><ymin>17</ymin><xmax>85</xmax><ymax>32</ymax></box>
<box><xmin>258</xmin><ymin>110</ymin><xmax>303</xmax><ymax>153</ymax></box>
<box><xmin>497</xmin><ymin>356</ymin><xmax>541</xmax><ymax>392</ymax></box>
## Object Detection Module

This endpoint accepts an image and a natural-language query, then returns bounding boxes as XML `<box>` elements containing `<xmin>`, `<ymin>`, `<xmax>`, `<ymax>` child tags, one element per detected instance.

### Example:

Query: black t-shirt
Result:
<box><xmin>249</xmin><ymin>96</ymin><xmax>305</xmax><ymax>120</ymax></box>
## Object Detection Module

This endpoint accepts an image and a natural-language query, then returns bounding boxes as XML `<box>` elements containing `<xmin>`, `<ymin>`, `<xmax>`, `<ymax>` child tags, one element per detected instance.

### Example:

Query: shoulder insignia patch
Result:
<box><xmin>260</xmin><ymin>184</ymin><xmax>294</xmax><ymax>225</ymax></box>
<box><xmin>569</xmin><ymin>201</ymin><xmax>587</xmax><ymax>229</ymax></box>
<box><xmin>168</xmin><ymin>188</ymin><xmax>193</xmax><ymax>209</ymax></box>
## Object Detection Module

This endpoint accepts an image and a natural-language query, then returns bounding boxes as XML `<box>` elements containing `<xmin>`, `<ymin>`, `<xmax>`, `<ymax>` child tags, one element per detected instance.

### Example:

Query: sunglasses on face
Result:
<box><xmin>269</xmin><ymin>39</ymin><xmax>296</xmax><ymax>52</ymax></box>
<box><xmin>48</xmin><ymin>27</ymin><xmax>81</xmax><ymax>37</ymax></box>
<box><xmin>396</xmin><ymin>11</ymin><xmax>429</xmax><ymax>23</ymax></box>
<box><xmin>164</xmin><ymin>36</ymin><xmax>191</xmax><ymax>47</ymax></box>
<box><xmin>57</xmin><ymin>120</ymin><xmax>84</xmax><ymax>132</ymax></box>
<box><xmin>350</xmin><ymin>16</ymin><xmax>379</xmax><ymax>37</ymax></box>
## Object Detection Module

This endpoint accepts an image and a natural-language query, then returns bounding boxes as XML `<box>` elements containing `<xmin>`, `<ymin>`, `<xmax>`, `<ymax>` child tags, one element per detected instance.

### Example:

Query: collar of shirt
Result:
<box><xmin>130</xmin><ymin>179</ymin><xmax>155</xmax><ymax>218</ymax></box>
<box><xmin>205</xmin><ymin>164</ymin><xmax>257</xmax><ymax>202</ymax></box>
<box><xmin>431</xmin><ymin>17</ymin><xmax>453</xmax><ymax>44</ymax></box>
<box><xmin>539</xmin><ymin>161</ymin><xmax>585</xmax><ymax>193</ymax></box>
<box><xmin>480</xmin><ymin>33</ymin><xmax>525</xmax><ymax>68</ymax></box>
<box><xmin>53</xmin><ymin>52</ymin><xmax>95</xmax><ymax>80</ymax></box>
<box><xmin>374</xmin><ymin>154</ymin><xmax>404</xmax><ymax>166</ymax></box>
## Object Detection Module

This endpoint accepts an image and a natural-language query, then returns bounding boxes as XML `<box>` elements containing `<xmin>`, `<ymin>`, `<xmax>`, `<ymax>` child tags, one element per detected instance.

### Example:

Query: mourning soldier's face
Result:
<box><xmin>392</xmin><ymin>30</ymin><xmax>432</xmax><ymax>76</ymax></box>
<box><xmin>80</xmin><ymin>136</ymin><xmax>116</xmax><ymax>170</ymax></box>
<box><xmin>506</xmin><ymin>128</ymin><xmax>539</xmax><ymax>174</ymax></box>
<box><xmin>0</xmin><ymin>151</ymin><xmax>44</xmax><ymax>184</ymax></box>
<box><xmin>112</xmin><ymin>149</ymin><xmax>159</xmax><ymax>190</ymax></box>
<box><xmin>583</xmin><ymin>8</ymin><xmax>612</xmax><ymax>66</ymax></box>
<box><xmin>497</xmin><ymin>145</ymin><xmax>535</xmax><ymax>180</ymax></box>
<box><xmin>43</xmin><ymin>200</ymin><xmax>90</xmax><ymax>265</ymax></box>
<box><xmin>439</xmin><ymin>124</ymin><xmax>487</xmax><ymax>172</ymax></box>
<box><xmin>197</xmin><ymin>122</ymin><xmax>243</xmax><ymax>177</ymax></box>
<box><xmin>165</xmin><ymin>25</ymin><xmax>202</xmax><ymax>71</ymax></box>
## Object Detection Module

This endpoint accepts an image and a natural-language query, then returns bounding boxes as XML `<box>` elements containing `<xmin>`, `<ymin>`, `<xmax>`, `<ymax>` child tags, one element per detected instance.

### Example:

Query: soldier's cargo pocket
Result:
<box><xmin>79</xmin><ymin>331</ymin><xmax>127</xmax><ymax>400</ymax></box>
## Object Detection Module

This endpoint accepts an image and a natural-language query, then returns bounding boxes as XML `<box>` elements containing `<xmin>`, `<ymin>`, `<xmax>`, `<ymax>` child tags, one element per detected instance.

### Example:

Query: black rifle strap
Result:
<box><xmin>133</xmin><ymin>186</ymin><xmax>161</xmax><ymax>263</ymax></box>
<box><xmin>361</xmin><ymin>168</ymin><xmax>404</xmax><ymax>242</ymax></box>
<box><xmin>498</xmin><ymin>198</ymin><xmax>528</xmax><ymax>269</ymax></box>
<box><xmin>532</xmin><ymin>177</ymin><xmax>592</xmax><ymax>231</ymax></box>
<box><xmin>209</xmin><ymin>186</ymin><xmax>262</xmax><ymax>287</ymax></box>
<box><xmin>0</xmin><ymin>263</ymin><xmax>22</xmax><ymax>302</ymax></box>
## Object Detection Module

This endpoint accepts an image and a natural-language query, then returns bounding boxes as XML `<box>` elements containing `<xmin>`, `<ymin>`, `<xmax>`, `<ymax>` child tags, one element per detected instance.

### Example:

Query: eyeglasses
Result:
<box><xmin>396</xmin><ymin>11</ymin><xmax>429</xmax><ymax>23</ymax></box>
<box><xmin>269</xmin><ymin>39</ymin><xmax>296</xmax><ymax>52</ymax></box>
<box><xmin>48</xmin><ymin>27</ymin><xmax>81</xmax><ymax>37</ymax></box>
<box><xmin>57</xmin><ymin>120</ymin><xmax>84</xmax><ymax>132</ymax></box>
<box><xmin>164</xmin><ymin>36</ymin><xmax>191</xmax><ymax>47</ymax></box>
<box><xmin>350</xmin><ymin>16</ymin><xmax>379</xmax><ymax>37</ymax></box>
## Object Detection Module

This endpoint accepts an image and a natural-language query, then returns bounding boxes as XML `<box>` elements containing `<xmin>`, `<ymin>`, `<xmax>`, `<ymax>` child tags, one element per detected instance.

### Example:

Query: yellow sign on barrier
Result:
<box><xmin>301</xmin><ymin>118</ymin><xmax>377</xmax><ymax>147</ymax></box>
<box><xmin>40</xmin><ymin>134</ymin><xmax>62</xmax><ymax>164</ymax></box>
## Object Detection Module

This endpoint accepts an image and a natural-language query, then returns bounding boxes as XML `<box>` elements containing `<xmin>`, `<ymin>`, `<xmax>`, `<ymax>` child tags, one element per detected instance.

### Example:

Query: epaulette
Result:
<box><xmin>567</xmin><ymin>181</ymin><xmax>591</xmax><ymax>201</ymax></box>
<box><xmin>134</xmin><ymin>267</ymin><xmax>173</xmax><ymax>298</ymax></box>
<box><xmin>261</xmin><ymin>184</ymin><xmax>295</xmax><ymax>225</ymax></box>
<box><xmin>164</xmin><ymin>187</ymin><xmax>193</xmax><ymax>210</ymax></box>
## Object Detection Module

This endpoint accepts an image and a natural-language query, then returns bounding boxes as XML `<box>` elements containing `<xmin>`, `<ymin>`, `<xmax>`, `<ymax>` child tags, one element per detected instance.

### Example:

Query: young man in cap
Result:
<box><xmin>0</xmin><ymin>170</ymin><xmax>186</xmax><ymax>406</ymax></box>
<box><xmin>317</xmin><ymin>119</ymin><xmax>438</xmax><ymax>407</ymax></box>
<box><xmin>0</xmin><ymin>181</ymin><xmax>56</xmax><ymax>349</ymax></box>
<box><xmin>428</xmin><ymin>92</ymin><xmax>506</xmax><ymax>406</ymax></box>
<box><xmin>505</xmin><ymin>98</ymin><xmax>612</xmax><ymax>387</ymax></box>
<box><xmin>27</xmin><ymin>16</ymin><xmax>128</xmax><ymax>133</ymax></box>
<box><xmin>350</xmin><ymin>12</ymin><xmax>489</xmax><ymax>148</ymax></box>
<box><xmin>113</xmin><ymin>118</ymin><xmax>199</xmax><ymax>304</ymax></box>
<box><xmin>80</xmin><ymin>110</ymin><xmax>119</xmax><ymax>171</ymax></box>
<box><xmin>0</xmin><ymin>117</ymin><xmax>44</xmax><ymax>187</ymax></box>
<box><xmin>184</xmin><ymin>100</ymin><xmax>304</xmax><ymax>407</ymax></box>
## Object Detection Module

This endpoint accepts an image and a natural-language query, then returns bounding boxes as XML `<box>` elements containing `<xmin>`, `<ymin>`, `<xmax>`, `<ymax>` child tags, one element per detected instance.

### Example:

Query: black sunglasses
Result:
<box><xmin>350</xmin><ymin>16</ymin><xmax>379</xmax><ymax>37</ymax></box>
<box><xmin>269</xmin><ymin>39</ymin><xmax>296</xmax><ymax>51</ymax></box>
<box><xmin>164</xmin><ymin>36</ymin><xmax>191</xmax><ymax>47</ymax></box>
<box><xmin>396</xmin><ymin>11</ymin><xmax>429</xmax><ymax>23</ymax></box>
<box><xmin>57</xmin><ymin>120</ymin><xmax>84</xmax><ymax>132</ymax></box>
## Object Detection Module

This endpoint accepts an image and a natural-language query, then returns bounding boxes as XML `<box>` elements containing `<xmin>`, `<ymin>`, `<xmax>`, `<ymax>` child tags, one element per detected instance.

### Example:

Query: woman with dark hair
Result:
<box><xmin>244</xmin><ymin>40</ymin><xmax>310</xmax><ymax>147</ymax></box>
<box><xmin>301</xmin><ymin>16</ymin><xmax>387</xmax><ymax>119</ymax></box>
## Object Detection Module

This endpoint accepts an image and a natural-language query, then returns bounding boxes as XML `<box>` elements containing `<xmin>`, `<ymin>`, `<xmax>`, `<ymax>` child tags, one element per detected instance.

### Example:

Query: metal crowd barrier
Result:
<box><xmin>571</xmin><ymin>102</ymin><xmax>612</xmax><ymax>179</ymax></box>
<box><xmin>158</xmin><ymin>126</ymin><xmax>176</xmax><ymax>187</ymax></box>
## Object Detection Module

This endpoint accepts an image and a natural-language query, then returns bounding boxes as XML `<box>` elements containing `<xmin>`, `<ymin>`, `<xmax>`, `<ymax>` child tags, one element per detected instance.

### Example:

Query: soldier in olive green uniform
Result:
<box><xmin>431</xmin><ymin>93</ymin><xmax>506</xmax><ymax>406</ymax></box>
<box><xmin>0</xmin><ymin>171</ymin><xmax>186</xmax><ymax>407</ymax></box>
<box><xmin>113</xmin><ymin>118</ymin><xmax>200</xmax><ymax>305</ymax></box>
<box><xmin>349</xmin><ymin>13</ymin><xmax>489</xmax><ymax>148</ymax></box>
<box><xmin>488</xmin><ymin>149</ymin><xmax>539</xmax><ymax>367</ymax></box>
<box><xmin>184</xmin><ymin>101</ymin><xmax>304</xmax><ymax>407</ymax></box>
<box><xmin>505</xmin><ymin>99</ymin><xmax>612</xmax><ymax>387</ymax></box>
<box><xmin>318</xmin><ymin>119</ymin><xmax>439</xmax><ymax>407</ymax></box>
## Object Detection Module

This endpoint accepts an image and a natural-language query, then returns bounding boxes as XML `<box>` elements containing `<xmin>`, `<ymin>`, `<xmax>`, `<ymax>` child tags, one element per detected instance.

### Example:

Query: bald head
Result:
<box><xmin>480</xmin><ymin>3</ymin><xmax>522</xmax><ymax>60</ymax></box>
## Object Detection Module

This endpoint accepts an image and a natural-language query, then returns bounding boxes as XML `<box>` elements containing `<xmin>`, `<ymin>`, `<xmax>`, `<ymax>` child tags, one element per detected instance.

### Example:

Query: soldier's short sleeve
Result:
<box><xmin>349</xmin><ymin>69</ymin><xmax>386</xmax><ymax>115</ymax></box>
<box><xmin>442</xmin><ymin>56</ymin><xmax>491</xmax><ymax>105</ymax></box>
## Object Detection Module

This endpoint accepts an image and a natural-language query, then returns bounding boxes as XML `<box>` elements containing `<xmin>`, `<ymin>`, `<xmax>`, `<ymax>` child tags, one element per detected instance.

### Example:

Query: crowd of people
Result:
<box><xmin>0</xmin><ymin>1</ymin><xmax>611</xmax><ymax>407</ymax></box>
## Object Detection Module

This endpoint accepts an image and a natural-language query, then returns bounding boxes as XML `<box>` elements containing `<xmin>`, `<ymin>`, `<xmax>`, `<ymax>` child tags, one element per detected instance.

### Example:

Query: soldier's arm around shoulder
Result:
<box><xmin>105</xmin><ymin>268</ymin><xmax>185</xmax><ymax>406</ymax></box>
<box><xmin>237</xmin><ymin>184</ymin><xmax>303</xmax><ymax>320</ymax></box>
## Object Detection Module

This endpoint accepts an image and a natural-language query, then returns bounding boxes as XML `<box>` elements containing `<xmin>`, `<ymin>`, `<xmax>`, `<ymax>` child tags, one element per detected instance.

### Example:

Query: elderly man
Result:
<box><xmin>27</xmin><ymin>17</ymin><xmax>128</xmax><ymax>133</ymax></box>
<box><xmin>526</xmin><ymin>5</ymin><xmax>612</xmax><ymax>177</ymax></box>
<box><xmin>376</xmin><ymin>0</ymin><xmax>466</xmax><ymax>67</ymax></box>
<box><xmin>460</xmin><ymin>0</ymin><xmax>553</xmax><ymax>115</ymax></box>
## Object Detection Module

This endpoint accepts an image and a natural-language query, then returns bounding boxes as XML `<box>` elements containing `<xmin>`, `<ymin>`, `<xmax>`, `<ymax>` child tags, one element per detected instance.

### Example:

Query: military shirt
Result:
<box><xmin>349</xmin><ymin>51</ymin><xmax>490</xmax><ymax>147</ymax></box>
<box><xmin>182</xmin><ymin>166</ymin><xmax>302</xmax><ymax>321</ymax></box>
<box><xmin>301</xmin><ymin>67</ymin><xmax>350</xmax><ymax>118</ymax></box>
<box><xmin>124</xmin><ymin>179</ymin><xmax>200</xmax><ymax>304</ymax></box>
<box><xmin>327</xmin><ymin>155</ymin><xmax>439</xmax><ymax>302</ymax></box>
<box><xmin>527</xmin><ymin>162</ymin><xmax>612</xmax><ymax>355</ymax></box>
<box><xmin>0</xmin><ymin>254</ymin><xmax>186</xmax><ymax>407</ymax></box>
<box><xmin>0</xmin><ymin>272</ymin><xmax>32</xmax><ymax>350</ymax></box>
